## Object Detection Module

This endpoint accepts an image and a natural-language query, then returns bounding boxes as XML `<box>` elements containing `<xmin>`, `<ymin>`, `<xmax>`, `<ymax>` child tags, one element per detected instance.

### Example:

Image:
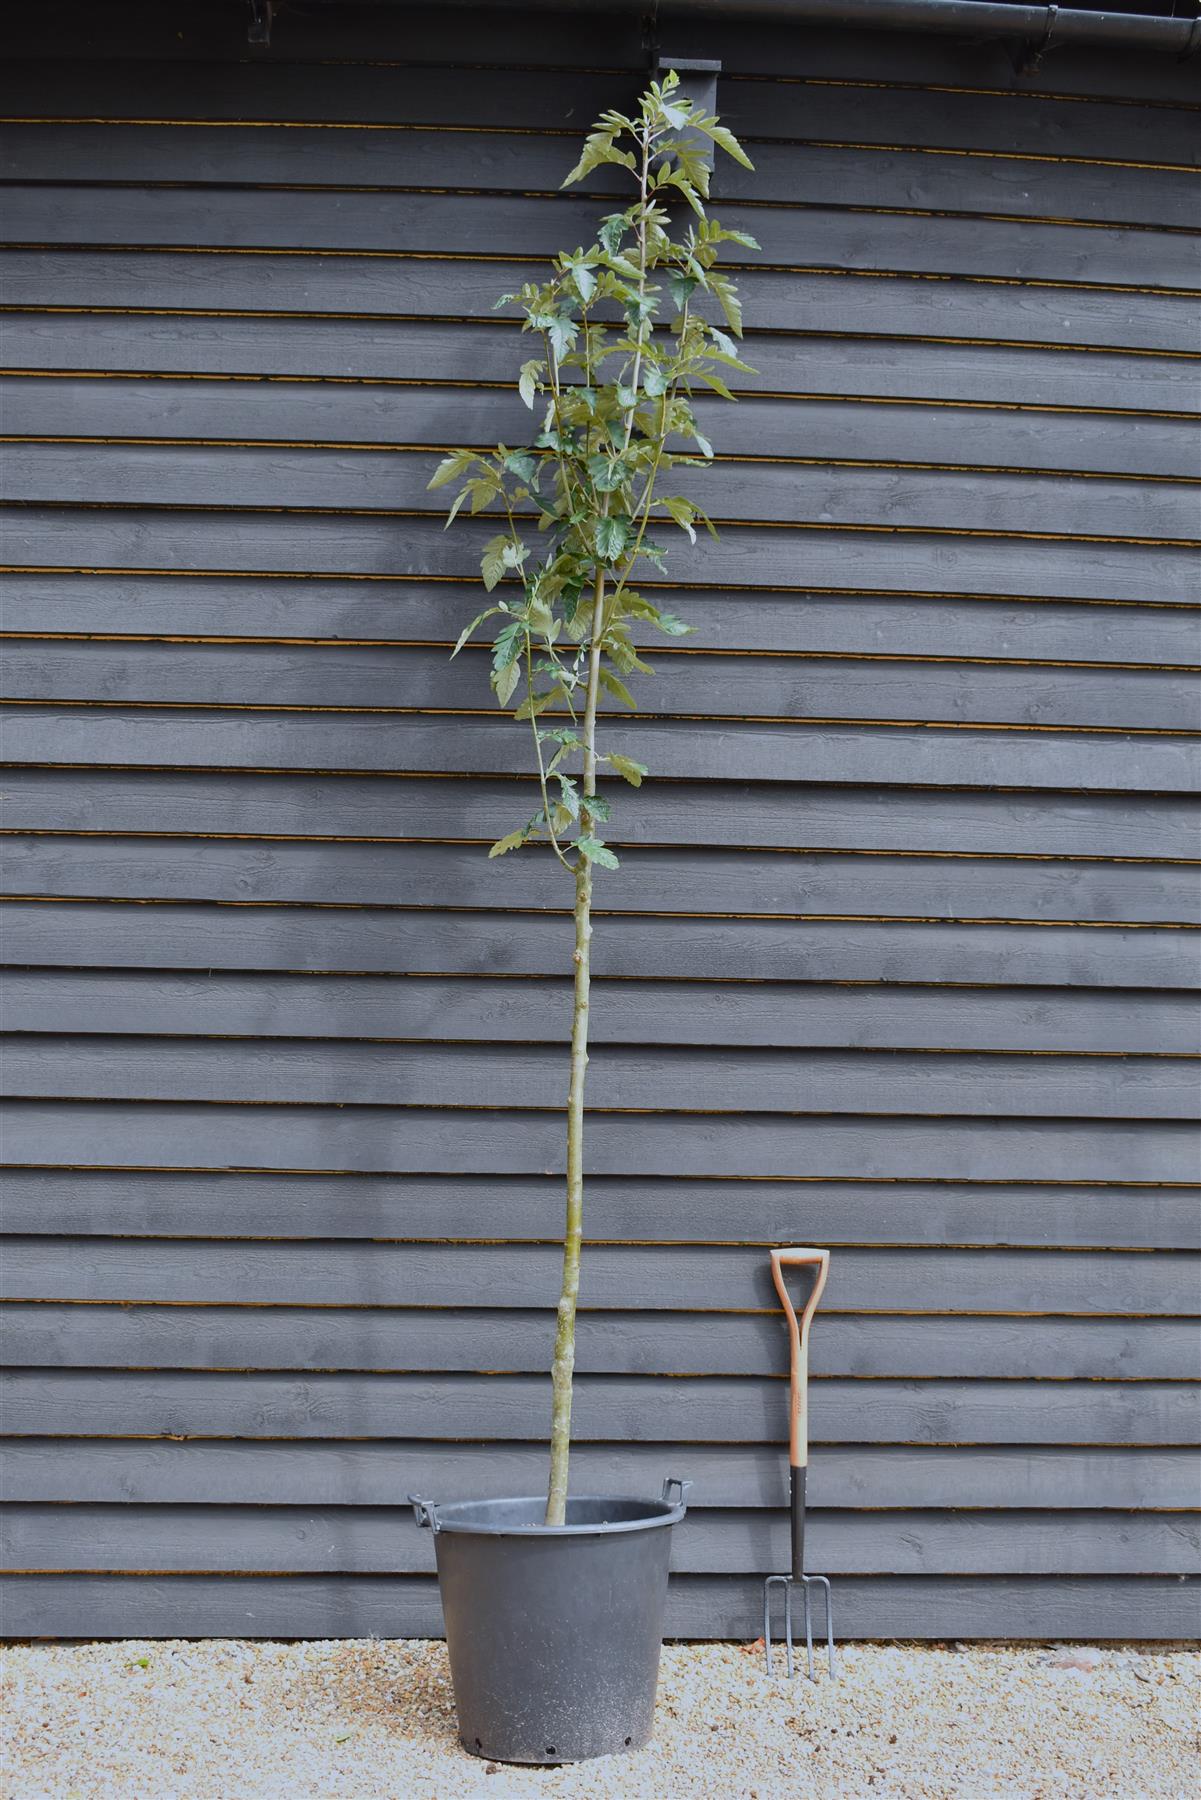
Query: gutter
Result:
<box><xmin>414</xmin><ymin>0</ymin><xmax>1201</xmax><ymax>58</ymax></box>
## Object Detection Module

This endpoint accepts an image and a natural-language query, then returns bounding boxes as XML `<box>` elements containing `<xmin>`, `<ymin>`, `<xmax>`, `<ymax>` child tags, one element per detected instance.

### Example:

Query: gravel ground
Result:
<box><xmin>2</xmin><ymin>1638</ymin><xmax>1197</xmax><ymax>1800</ymax></box>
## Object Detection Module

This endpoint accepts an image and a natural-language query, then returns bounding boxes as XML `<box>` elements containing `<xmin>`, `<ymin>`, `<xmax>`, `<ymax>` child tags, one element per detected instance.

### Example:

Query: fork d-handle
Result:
<box><xmin>770</xmin><ymin>1246</ymin><xmax>829</xmax><ymax>1579</ymax></box>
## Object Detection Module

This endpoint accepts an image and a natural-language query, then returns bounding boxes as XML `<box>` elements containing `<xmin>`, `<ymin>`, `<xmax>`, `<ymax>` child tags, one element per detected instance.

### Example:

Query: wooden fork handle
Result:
<box><xmin>769</xmin><ymin>1247</ymin><xmax>830</xmax><ymax>1469</ymax></box>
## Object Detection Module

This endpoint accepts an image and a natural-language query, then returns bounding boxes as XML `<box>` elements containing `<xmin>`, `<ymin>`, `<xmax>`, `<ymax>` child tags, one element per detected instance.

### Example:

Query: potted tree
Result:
<box><xmin>409</xmin><ymin>72</ymin><xmax>757</xmax><ymax>1765</ymax></box>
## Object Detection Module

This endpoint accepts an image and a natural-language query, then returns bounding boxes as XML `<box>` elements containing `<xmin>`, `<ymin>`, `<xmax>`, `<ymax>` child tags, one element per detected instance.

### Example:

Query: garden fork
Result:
<box><xmin>763</xmin><ymin>1246</ymin><xmax>837</xmax><ymax>1682</ymax></box>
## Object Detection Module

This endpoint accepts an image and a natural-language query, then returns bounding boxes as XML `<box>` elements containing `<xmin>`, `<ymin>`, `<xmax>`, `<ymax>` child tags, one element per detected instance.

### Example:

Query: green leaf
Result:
<box><xmin>491</xmin><ymin>659</ymin><xmax>520</xmax><ymax>708</ymax></box>
<box><xmin>577</xmin><ymin>834</ymin><xmax>619</xmax><ymax>870</ymax></box>
<box><xmin>556</xmin><ymin>772</ymin><xmax>580</xmax><ymax>819</ymax></box>
<box><xmin>642</xmin><ymin>365</ymin><xmax>669</xmax><ymax>398</ymax></box>
<box><xmin>427</xmin><ymin>451</ymin><xmax>472</xmax><ymax>491</ymax></box>
<box><xmin>546</xmin><ymin>314</ymin><xmax>578</xmax><ymax>361</ymax></box>
<box><xmin>443</xmin><ymin>487</ymin><xmax>470</xmax><ymax>530</ymax></box>
<box><xmin>598</xmin><ymin>666</ymin><xmax>638</xmax><ymax>709</ymax></box>
<box><xmin>503</xmin><ymin>450</ymin><xmax>536</xmax><ymax>482</ymax></box>
<box><xmin>481</xmin><ymin>535</ymin><xmax>510</xmax><ymax>592</ymax></box>
<box><xmin>668</xmin><ymin>271</ymin><xmax>699</xmax><ymax>310</ymax></box>
<box><xmin>594</xmin><ymin>516</ymin><xmax>630</xmax><ymax>562</ymax></box>
<box><xmin>696</xmin><ymin>368</ymin><xmax>736</xmax><ymax>402</ymax></box>
<box><xmin>488</xmin><ymin>829</ymin><xmax>527</xmax><ymax>859</ymax></box>
<box><xmin>518</xmin><ymin>360</ymin><xmax>544</xmax><ymax>408</ymax></box>
<box><xmin>450</xmin><ymin>606</ymin><xmax>500</xmax><ymax>659</ymax></box>
<box><xmin>705</xmin><ymin>122</ymin><xmax>755</xmax><ymax>170</ymax></box>
<box><xmin>608</xmin><ymin>753</ymin><xmax>648</xmax><ymax>787</ymax></box>
<box><xmin>561</xmin><ymin>132</ymin><xmax>635</xmax><ymax>189</ymax></box>
<box><xmin>660</xmin><ymin>495</ymin><xmax>697</xmax><ymax>544</ymax></box>
<box><xmin>569</xmin><ymin>260</ymin><xmax>597</xmax><ymax>304</ymax></box>
<box><xmin>656</xmin><ymin>611</ymin><xmax>692</xmax><ymax>636</ymax></box>
<box><xmin>597</xmin><ymin>214</ymin><xmax>627</xmax><ymax>257</ymax></box>
<box><xmin>491</xmin><ymin>618</ymin><xmax>523</xmax><ymax>672</ymax></box>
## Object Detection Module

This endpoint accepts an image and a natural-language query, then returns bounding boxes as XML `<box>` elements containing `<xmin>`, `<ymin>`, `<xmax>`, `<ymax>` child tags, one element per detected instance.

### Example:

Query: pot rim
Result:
<box><xmin>409</xmin><ymin>1490</ymin><xmax>688</xmax><ymax>1537</ymax></box>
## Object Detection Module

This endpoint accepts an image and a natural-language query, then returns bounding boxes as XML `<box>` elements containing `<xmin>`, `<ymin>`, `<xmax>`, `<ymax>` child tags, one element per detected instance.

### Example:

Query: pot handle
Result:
<box><xmin>661</xmin><ymin>1475</ymin><xmax>693</xmax><ymax>1511</ymax></box>
<box><xmin>408</xmin><ymin>1494</ymin><xmax>441</xmax><ymax>1533</ymax></box>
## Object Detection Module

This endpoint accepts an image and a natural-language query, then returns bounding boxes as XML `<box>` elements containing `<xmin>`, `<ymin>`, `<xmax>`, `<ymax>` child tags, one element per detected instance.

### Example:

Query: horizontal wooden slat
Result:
<box><xmin>8</xmin><ymin>577</ymin><xmax>1199</xmax><ymax>667</ymax></box>
<box><xmin>6</xmin><ymin>1504</ymin><xmax>1194</xmax><ymax>1577</ymax></box>
<box><xmin>9</xmin><ymin>377</ymin><xmax>1197</xmax><ymax>479</ymax></box>
<box><xmin>16</xmin><ymin>186</ymin><xmax>1197</xmax><ymax>294</ymax></box>
<box><xmin>6</xmin><ymin>315</ymin><xmax>1199</xmax><ymax>417</ymax></box>
<box><xmin>7</xmin><ymin>707</ymin><xmax>1199</xmax><ymax>796</ymax></box>
<box><xmin>7</xmin><ymin>772</ymin><xmax>1199</xmax><ymax>862</ymax></box>
<box><xmin>8</xmin><ymin>641</ymin><xmax>1198</xmax><ymax>733</ymax></box>
<box><xmin>6</xmin><ymin>1304</ymin><xmax>1193</xmax><ymax>1381</ymax></box>
<box><xmin>6</xmin><ymin>1036</ymin><xmax>1195</xmax><ymax>1118</ymax></box>
<box><xmin>4</xmin><ymin>1100</ymin><xmax>1193</xmax><ymax>1182</ymax></box>
<box><xmin>4</xmin><ymin>905</ymin><xmax>1196</xmax><ymax>992</ymax></box>
<box><xmin>8</xmin><ymin>509</ymin><xmax>1193</xmax><ymax>607</ymax></box>
<box><xmin>13</xmin><ymin>445</ymin><xmax>1198</xmax><ymax>545</ymax></box>
<box><xmin>6</xmin><ymin>1242</ymin><xmax>1194</xmax><ymax>1316</ymax></box>
<box><xmin>5</xmin><ymin>1572</ymin><xmax>1195</xmax><ymax>1640</ymax></box>
<box><xmin>4</xmin><ymin>1369</ymin><xmax>1193</xmax><ymax>1443</ymax></box>
<box><xmin>12</xmin><ymin>62</ymin><xmax>1199</xmax><ymax>167</ymax></box>
<box><xmin>8</xmin><ymin>969</ymin><xmax>1196</xmax><ymax>1054</ymax></box>
<box><xmin>4</xmin><ymin>1170</ymin><xmax>1195</xmax><ymax>1250</ymax></box>
<box><xmin>5</xmin><ymin>253</ymin><xmax>1194</xmax><ymax>353</ymax></box>
<box><xmin>5</xmin><ymin>126</ymin><xmax>1198</xmax><ymax>232</ymax></box>
<box><xmin>9</xmin><ymin>839</ymin><xmax>1193</xmax><ymax>929</ymax></box>
<box><xmin>7</xmin><ymin>1438</ymin><xmax>1193</xmax><ymax>1510</ymax></box>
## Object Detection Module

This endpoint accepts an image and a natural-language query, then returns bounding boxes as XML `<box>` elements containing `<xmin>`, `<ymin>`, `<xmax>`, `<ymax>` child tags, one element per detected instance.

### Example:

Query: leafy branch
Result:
<box><xmin>430</xmin><ymin>71</ymin><xmax>756</xmax><ymax>1524</ymax></box>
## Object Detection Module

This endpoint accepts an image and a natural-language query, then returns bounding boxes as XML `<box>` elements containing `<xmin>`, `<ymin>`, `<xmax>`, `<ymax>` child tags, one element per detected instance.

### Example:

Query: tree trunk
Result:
<box><xmin>544</xmin><ymin>569</ymin><xmax>606</xmax><ymax>1526</ymax></box>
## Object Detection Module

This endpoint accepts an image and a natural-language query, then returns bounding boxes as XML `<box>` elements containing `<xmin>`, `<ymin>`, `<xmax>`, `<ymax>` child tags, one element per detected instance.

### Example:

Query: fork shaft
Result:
<box><xmin>790</xmin><ymin>1463</ymin><xmax>806</xmax><ymax>1579</ymax></box>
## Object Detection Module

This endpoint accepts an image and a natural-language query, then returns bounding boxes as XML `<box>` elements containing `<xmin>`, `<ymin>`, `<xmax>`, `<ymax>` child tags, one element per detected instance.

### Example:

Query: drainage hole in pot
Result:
<box><xmin>546</xmin><ymin>1748</ymin><xmax>556</xmax><ymax>1758</ymax></box>
<box><xmin>474</xmin><ymin>1739</ymin><xmax>481</xmax><ymax>1750</ymax></box>
<box><xmin>625</xmin><ymin>1737</ymin><xmax>632</xmax><ymax>1746</ymax></box>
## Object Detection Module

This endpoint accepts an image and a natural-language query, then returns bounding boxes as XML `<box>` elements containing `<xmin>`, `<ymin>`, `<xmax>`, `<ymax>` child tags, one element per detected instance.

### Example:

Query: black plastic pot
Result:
<box><xmin>409</xmin><ymin>1479</ymin><xmax>690</xmax><ymax>1764</ymax></box>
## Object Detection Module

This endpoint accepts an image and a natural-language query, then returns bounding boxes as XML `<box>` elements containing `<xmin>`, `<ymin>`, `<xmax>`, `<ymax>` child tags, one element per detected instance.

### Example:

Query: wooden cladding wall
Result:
<box><xmin>1</xmin><ymin>0</ymin><xmax>1198</xmax><ymax>1642</ymax></box>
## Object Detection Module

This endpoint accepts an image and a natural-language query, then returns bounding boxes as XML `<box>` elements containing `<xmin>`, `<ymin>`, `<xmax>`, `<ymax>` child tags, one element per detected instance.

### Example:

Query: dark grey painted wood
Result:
<box><xmin>6</xmin><ymin>577</ymin><xmax>1199</xmax><ymax>663</ymax></box>
<box><xmin>9</xmin><ymin>837</ymin><xmax>1194</xmax><ymax>927</ymax></box>
<box><xmin>4</xmin><ymin>1370</ymin><xmax>1193</xmax><ymax>1444</ymax></box>
<box><xmin>6</xmin><ymin>1505</ymin><xmax>1194</xmax><ymax>1577</ymax></box>
<box><xmin>14</xmin><ymin>446</ymin><xmax>1199</xmax><ymax>543</ymax></box>
<box><xmin>7</xmin><ymin>773</ymin><xmax>1199</xmax><ymax>860</ymax></box>
<box><xmin>4</xmin><ymin>905</ymin><xmax>1195</xmax><ymax>990</ymax></box>
<box><xmin>10</xmin><ymin>706</ymin><xmax>1199</xmax><ymax>794</ymax></box>
<box><xmin>6</xmin><ymin>1242</ymin><xmax>1195</xmax><ymax>1316</ymax></box>
<box><xmin>5</xmin><ymin>253</ymin><xmax>1194</xmax><ymax>352</ymax></box>
<box><xmin>6</xmin><ymin>1036</ymin><xmax>1196</xmax><ymax>1118</ymax></box>
<box><xmin>8</xmin><ymin>1439</ymin><xmax>1193</xmax><ymax>1511</ymax></box>
<box><xmin>4</xmin><ymin>1573</ymin><xmax>1195</xmax><ymax>1641</ymax></box>
<box><xmin>10</xmin><ymin>377</ymin><xmax>1197</xmax><ymax>479</ymax></box>
<box><xmin>4</xmin><ymin>1170</ymin><xmax>1196</xmax><ymax>1251</ymax></box>
<box><xmin>17</xmin><ymin>185</ymin><xmax>1197</xmax><ymax>291</ymax></box>
<box><xmin>4</xmin><ymin>12</ymin><xmax>1197</xmax><ymax>1643</ymax></box>
<box><xmin>12</xmin><ymin>61</ymin><xmax>1200</xmax><ymax>165</ymax></box>
<box><xmin>6</xmin><ymin>1101</ymin><xmax>1193</xmax><ymax>1183</ymax></box>
<box><xmin>6</xmin><ymin>125</ymin><xmax>1198</xmax><ymax>231</ymax></box>
<box><xmin>8</xmin><ymin>969</ymin><xmax>1197</xmax><ymax>1054</ymax></box>
<box><xmin>6</xmin><ymin>1304</ymin><xmax>1193</xmax><ymax>1382</ymax></box>
<box><xmin>6</xmin><ymin>315</ymin><xmax>1198</xmax><ymax>416</ymax></box>
<box><xmin>8</xmin><ymin>508</ymin><xmax>1194</xmax><ymax>605</ymax></box>
<box><xmin>9</xmin><ymin>640</ymin><xmax>1198</xmax><ymax>732</ymax></box>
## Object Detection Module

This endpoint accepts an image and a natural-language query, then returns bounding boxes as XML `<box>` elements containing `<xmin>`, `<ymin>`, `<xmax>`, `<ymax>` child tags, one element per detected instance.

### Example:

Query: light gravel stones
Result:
<box><xmin>2</xmin><ymin>1637</ymin><xmax>1197</xmax><ymax>1799</ymax></box>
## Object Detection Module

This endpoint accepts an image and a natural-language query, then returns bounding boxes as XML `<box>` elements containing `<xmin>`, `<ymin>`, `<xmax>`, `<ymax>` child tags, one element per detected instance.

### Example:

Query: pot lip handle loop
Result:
<box><xmin>661</xmin><ymin>1475</ymin><xmax>693</xmax><ymax>1511</ymax></box>
<box><xmin>408</xmin><ymin>1494</ymin><xmax>441</xmax><ymax>1533</ymax></box>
